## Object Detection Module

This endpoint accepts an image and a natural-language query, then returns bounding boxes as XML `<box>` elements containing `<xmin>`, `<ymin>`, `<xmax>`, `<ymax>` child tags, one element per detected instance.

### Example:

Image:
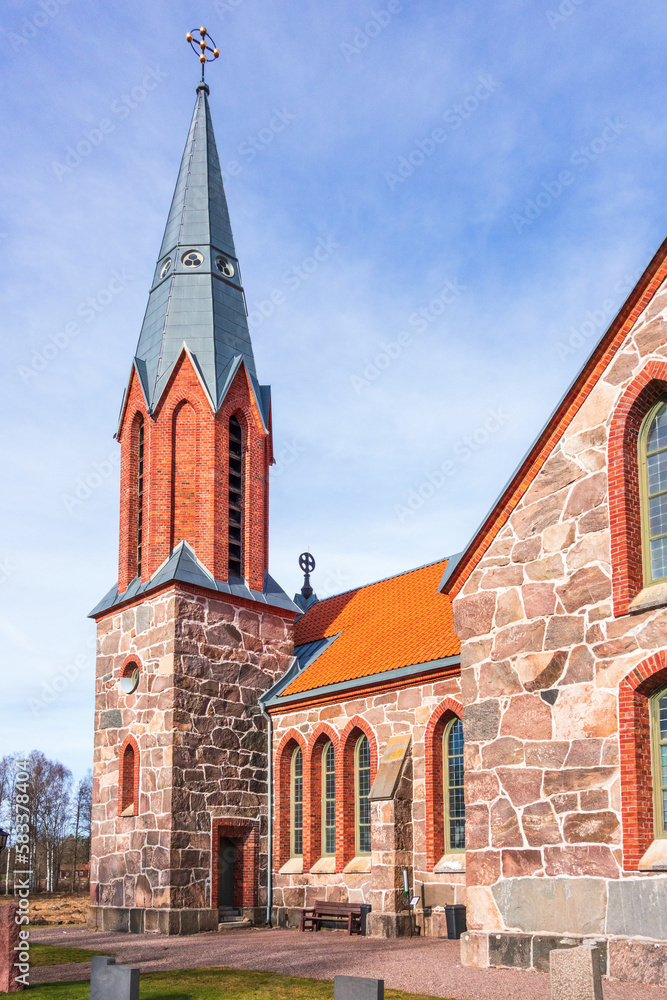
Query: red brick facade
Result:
<box><xmin>608</xmin><ymin>360</ymin><xmax>667</xmax><ymax>614</ymax></box>
<box><xmin>424</xmin><ymin>698</ymin><xmax>462</xmax><ymax>871</ymax></box>
<box><xmin>619</xmin><ymin>652</ymin><xmax>667</xmax><ymax>869</ymax></box>
<box><xmin>117</xmin><ymin>355</ymin><xmax>271</xmax><ymax>594</ymax></box>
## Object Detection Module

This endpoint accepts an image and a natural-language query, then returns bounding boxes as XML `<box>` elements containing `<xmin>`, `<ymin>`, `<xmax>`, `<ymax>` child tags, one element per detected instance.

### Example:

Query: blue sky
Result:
<box><xmin>2</xmin><ymin>0</ymin><xmax>667</xmax><ymax>780</ymax></box>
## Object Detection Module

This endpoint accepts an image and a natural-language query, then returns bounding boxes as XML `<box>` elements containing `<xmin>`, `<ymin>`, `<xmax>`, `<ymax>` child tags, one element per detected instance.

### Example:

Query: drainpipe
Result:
<box><xmin>260</xmin><ymin>701</ymin><xmax>273</xmax><ymax>927</ymax></box>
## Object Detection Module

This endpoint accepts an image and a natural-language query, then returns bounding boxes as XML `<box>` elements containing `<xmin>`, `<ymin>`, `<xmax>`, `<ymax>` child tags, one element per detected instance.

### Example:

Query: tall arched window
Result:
<box><xmin>443</xmin><ymin>717</ymin><xmax>465</xmax><ymax>852</ymax></box>
<box><xmin>290</xmin><ymin>747</ymin><xmax>303</xmax><ymax>857</ymax></box>
<box><xmin>355</xmin><ymin>735</ymin><xmax>371</xmax><ymax>856</ymax></box>
<box><xmin>136</xmin><ymin>416</ymin><xmax>145</xmax><ymax>578</ymax></box>
<box><xmin>119</xmin><ymin>739</ymin><xmax>138</xmax><ymax>817</ymax></box>
<box><xmin>228</xmin><ymin>416</ymin><xmax>244</xmax><ymax>578</ymax></box>
<box><xmin>651</xmin><ymin>686</ymin><xmax>667</xmax><ymax>839</ymax></box>
<box><xmin>640</xmin><ymin>396</ymin><xmax>667</xmax><ymax>586</ymax></box>
<box><xmin>322</xmin><ymin>741</ymin><xmax>336</xmax><ymax>856</ymax></box>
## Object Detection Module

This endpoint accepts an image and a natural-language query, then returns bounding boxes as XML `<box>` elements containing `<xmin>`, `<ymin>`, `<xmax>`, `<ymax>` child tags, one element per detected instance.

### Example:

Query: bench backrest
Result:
<box><xmin>313</xmin><ymin>901</ymin><xmax>362</xmax><ymax>915</ymax></box>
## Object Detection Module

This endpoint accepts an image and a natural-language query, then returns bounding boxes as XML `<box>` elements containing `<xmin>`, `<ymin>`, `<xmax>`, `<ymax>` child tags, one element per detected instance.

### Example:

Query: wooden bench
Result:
<box><xmin>300</xmin><ymin>900</ymin><xmax>363</xmax><ymax>935</ymax></box>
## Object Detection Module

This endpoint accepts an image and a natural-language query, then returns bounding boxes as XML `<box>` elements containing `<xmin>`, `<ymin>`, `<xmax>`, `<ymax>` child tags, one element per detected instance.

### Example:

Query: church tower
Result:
<box><xmin>88</xmin><ymin>71</ymin><xmax>299</xmax><ymax>934</ymax></box>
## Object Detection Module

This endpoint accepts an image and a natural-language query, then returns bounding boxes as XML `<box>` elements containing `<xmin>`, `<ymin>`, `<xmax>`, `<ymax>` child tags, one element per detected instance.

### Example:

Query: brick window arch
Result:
<box><xmin>609</xmin><ymin>360</ymin><xmax>667</xmax><ymax>614</ymax></box>
<box><xmin>620</xmin><ymin>653</ymin><xmax>667</xmax><ymax>869</ymax></box>
<box><xmin>340</xmin><ymin>718</ymin><xmax>377</xmax><ymax>868</ymax></box>
<box><xmin>274</xmin><ymin>730</ymin><xmax>307</xmax><ymax>870</ymax></box>
<box><xmin>119</xmin><ymin>655</ymin><xmax>142</xmax><ymax>696</ymax></box>
<box><xmin>171</xmin><ymin>400</ymin><xmax>198</xmax><ymax>552</ymax></box>
<box><xmin>118</xmin><ymin>735</ymin><xmax>140</xmax><ymax>817</ymax></box>
<box><xmin>305</xmin><ymin>724</ymin><xmax>339</xmax><ymax>872</ymax></box>
<box><xmin>425</xmin><ymin>698</ymin><xmax>463</xmax><ymax>871</ymax></box>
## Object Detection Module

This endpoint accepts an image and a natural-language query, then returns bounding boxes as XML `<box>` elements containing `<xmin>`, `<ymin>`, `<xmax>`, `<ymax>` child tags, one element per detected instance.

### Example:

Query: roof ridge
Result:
<box><xmin>303</xmin><ymin>554</ymin><xmax>451</xmax><ymax>611</ymax></box>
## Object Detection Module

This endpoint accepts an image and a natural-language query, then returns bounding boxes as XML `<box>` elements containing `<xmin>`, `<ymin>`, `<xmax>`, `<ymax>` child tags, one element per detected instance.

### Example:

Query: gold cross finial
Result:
<box><xmin>186</xmin><ymin>27</ymin><xmax>220</xmax><ymax>82</ymax></box>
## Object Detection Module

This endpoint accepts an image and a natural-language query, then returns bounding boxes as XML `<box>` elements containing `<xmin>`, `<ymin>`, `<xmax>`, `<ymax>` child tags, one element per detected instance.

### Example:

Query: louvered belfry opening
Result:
<box><xmin>228</xmin><ymin>415</ymin><xmax>244</xmax><ymax>578</ymax></box>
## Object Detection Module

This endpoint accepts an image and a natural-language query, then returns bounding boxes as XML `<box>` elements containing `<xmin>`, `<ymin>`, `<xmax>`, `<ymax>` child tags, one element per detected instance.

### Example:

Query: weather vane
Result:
<box><xmin>186</xmin><ymin>27</ymin><xmax>220</xmax><ymax>82</ymax></box>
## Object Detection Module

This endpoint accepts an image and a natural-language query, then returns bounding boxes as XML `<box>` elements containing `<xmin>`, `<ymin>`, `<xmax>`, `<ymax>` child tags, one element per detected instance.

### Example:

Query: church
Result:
<box><xmin>87</xmin><ymin>62</ymin><xmax>667</xmax><ymax>989</ymax></box>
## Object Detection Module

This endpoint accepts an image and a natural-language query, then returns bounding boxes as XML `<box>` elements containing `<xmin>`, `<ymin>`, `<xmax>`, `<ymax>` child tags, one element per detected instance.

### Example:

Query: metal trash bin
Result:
<box><xmin>359</xmin><ymin>904</ymin><xmax>372</xmax><ymax>936</ymax></box>
<box><xmin>445</xmin><ymin>904</ymin><xmax>466</xmax><ymax>940</ymax></box>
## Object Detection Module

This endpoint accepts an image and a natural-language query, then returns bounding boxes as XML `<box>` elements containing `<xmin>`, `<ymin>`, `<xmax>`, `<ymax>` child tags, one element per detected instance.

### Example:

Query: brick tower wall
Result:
<box><xmin>89</xmin><ymin>586</ymin><xmax>294</xmax><ymax>934</ymax></box>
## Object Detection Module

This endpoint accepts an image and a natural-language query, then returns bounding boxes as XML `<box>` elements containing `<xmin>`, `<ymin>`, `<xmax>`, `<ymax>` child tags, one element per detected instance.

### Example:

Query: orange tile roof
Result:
<box><xmin>282</xmin><ymin>558</ymin><xmax>459</xmax><ymax>697</ymax></box>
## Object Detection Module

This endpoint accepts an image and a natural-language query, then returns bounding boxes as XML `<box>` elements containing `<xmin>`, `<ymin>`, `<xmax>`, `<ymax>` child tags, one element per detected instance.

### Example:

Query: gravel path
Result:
<box><xmin>31</xmin><ymin>926</ymin><xmax>667</xmax><ymax>1000</ymax></box>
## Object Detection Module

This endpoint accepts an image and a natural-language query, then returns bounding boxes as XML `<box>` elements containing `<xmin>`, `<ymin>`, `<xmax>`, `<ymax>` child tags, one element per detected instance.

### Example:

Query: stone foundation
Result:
<box><xmin>461</xmin><ymin>929</ymin><xmax>667</xmax><ymax>986</ymax></box>
<box><xmin>87</xmin><ymin>905</ymin><xmax>219</xmax><ymax>935</ymax></box>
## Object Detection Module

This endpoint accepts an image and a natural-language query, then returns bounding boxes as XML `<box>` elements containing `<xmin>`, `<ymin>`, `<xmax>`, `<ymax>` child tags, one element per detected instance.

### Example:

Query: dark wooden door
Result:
<box><xmin>218</xmin><ymin>837</ymin><xmax>235</xmax><ymax>907</ymax></box>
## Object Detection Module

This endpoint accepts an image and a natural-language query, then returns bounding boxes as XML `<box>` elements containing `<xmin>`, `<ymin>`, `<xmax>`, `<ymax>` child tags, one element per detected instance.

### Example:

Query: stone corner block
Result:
<box><xmin>334</xmin><ymin>975</ymin><xmax>384</xmax><ymax>1000</ymax></box>
<box><xmin>550</xmin><ymin>944</ymin><xmax>603</xmax><ymax>1000</ymax></box>
<box><xmin>90</xmin><ymin>956</ymin><xmax>140</xmax><ymax>1000</ymax></box>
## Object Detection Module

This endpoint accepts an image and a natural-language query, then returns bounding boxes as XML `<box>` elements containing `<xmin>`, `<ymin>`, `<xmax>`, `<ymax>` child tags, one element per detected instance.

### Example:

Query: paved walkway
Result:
<box><xmin>31</xmin><ymin>926</ymin><xmax>666</xmax><ymax>1000</ymax></box>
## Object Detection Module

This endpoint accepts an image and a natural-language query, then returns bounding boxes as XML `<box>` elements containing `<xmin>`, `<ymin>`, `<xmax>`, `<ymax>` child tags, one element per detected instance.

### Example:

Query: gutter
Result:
<box><xmin>259</xmin><ymin>695</ymin><xmax>275</xmax><ymax>926</ymax></box>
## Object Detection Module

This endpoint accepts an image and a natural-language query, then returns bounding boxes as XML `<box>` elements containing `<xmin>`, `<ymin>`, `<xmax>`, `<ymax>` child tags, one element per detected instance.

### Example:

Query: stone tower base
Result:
<box><xmin>87</xmin><ymin>906</ymin><xmax>219</xmax><ymax>935</ymax></box>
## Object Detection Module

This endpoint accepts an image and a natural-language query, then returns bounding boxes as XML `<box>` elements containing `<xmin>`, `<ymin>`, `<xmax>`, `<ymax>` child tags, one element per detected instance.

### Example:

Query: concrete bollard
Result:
<box><xmin>550</xmin><ymin>944</ymin><xmax>603</xmax><ymax>1000</ymax></box>
<box><xmin>334</xmin><ymin>975</ymin><xmax>384</xmax><ymax>1000</ymax></box>
<box><xmin>90</xmin><ymin>955</ymin><xmax>140</xmax><ymax>1000</ymax></box>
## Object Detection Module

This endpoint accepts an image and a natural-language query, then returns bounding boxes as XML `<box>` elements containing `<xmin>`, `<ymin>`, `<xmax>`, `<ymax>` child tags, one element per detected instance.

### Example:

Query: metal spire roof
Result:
<box><xmin>132</xmin><ymin>81</ymin><xmax>266</xmax><ymax>417</ymax></box>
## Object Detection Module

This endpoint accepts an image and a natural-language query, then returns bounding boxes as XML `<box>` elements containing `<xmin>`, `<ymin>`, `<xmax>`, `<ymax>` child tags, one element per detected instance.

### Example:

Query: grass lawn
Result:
<box><xmin>30</xmin><ymin>942</ymin><xmax>115</xmax><ymax>966</ymax></box>
<box><xmin>26</xmin><ymin>966</ymin><xmax>450</xmax><ymax>1000</ymax></box>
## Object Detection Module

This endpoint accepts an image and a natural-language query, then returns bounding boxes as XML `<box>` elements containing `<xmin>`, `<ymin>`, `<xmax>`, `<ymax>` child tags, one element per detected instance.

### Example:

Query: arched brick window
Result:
<box><xmin>118</xmin><ymin>736</ymin><xmax>140</xmax><ymax>817</ymax></box>
<box><xmin>119</xmin><ymin>656</ymin><xmax>142</xmax><ymax>696</ymax></box>
<box><xmin>609</xmin><ymin>360</ymin><xmax>667</xmax><ymax>614</ymax></box>
<box><xmin>171</xmin><ymin>400</ymin><xmax>197</xmax><ymax>551</ymax></box>
<box><xmin>228</xmin><ymin>414</ymin><xmax>244</xmax><ymax>577</ymax></box>
<box><xmin>425</xmin><ymin>699</ymin><xmax>463</xmax><ymax>871</ymax></box>
<box><xmin>304</xmin><ymin>725</ymin><xmax>338</xmax><ymax>871</ymax></box>
<box><xmin>340</xmin><ymin>718</ymin><xmax>377</xmax><ymax>868</ymax></box>
<box><xmin>619</xmin><ymin>653</ymin><xmax>667</xmax><ymax>869</ymax></box>
<box><xmin>274</xmin><ymin>730</ymin><xmax>307</xmax><ymax>870</ymax></box>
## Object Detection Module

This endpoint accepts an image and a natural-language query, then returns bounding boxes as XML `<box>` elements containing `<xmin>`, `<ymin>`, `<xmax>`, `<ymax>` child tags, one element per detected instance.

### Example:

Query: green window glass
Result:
<box><xmin>640</xmin><ymin>398</ymin><xmax>667</xmax><ymax>585</ymax></box>
<box><xmin>291</xmin><ymin>747</ymin><xmax>303</xmax><ymax>857</ymax></box>
<box><xmin>443</xmin><ymin>717</ymin><xmax>465</xmax><ymax>852</ymax></box>
<box><xmin>355</xmin><ymin>735</ymin><xmax>371</xmax><ymax>856</ymax></box>
<box><xmin>651</xmin><ymin>687</ymin><xmax>667</xmax><ymax>838</ymax></box>
<box><xmin>322</xmin><ymin>741</ymin><xmax>336</xmax><ymax>856</ymax></box>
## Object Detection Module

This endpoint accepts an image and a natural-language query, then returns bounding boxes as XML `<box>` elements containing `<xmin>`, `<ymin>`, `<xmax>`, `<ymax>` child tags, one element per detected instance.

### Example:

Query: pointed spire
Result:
<box><xmin>133</xmin><ymin>83</ymin><xmax>263</xmax><ymax>416</ymax></box>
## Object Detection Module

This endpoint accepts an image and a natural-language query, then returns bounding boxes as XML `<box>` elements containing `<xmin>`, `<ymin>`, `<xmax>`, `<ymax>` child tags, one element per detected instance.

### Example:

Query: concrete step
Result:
<box><xmin>217</xmin><ymin>918</ymin><xmax>252</xmax><ymax>931</ymax></box>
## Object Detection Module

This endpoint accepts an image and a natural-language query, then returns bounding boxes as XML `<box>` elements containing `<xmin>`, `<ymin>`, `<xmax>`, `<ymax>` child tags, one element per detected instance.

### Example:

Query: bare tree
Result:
<box><xmin>71</xmin><ymin>772</ymin><xmax>92</xmax><ymax>892</ymax></box>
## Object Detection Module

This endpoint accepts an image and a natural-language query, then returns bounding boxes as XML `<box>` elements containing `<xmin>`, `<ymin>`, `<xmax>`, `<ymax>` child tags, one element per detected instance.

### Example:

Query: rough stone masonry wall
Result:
<box><xmin>90</xmin><ymin>585</ymin><xmax>293</xmax><ymax>934</ymax></box>
<box><xmin>453</xmin><ymin>278</ymin><xmax>667</xmax><ymax>986</ymax></box>
<box><xmin>271</xmin><ymin>674</ymin><xmax>464</xmax><ymax>937</ymax></box>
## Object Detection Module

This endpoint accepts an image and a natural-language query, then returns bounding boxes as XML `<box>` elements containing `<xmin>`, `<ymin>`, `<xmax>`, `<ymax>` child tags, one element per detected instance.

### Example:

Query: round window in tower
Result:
<box><xmin>159</xmin><ymin>257</ymin><xmax>172</xmax><ymax>279</ymax></box>
<box><xmin>215</xmin><ymin>255</ymin><xmax>235</xmax><ymax>279</ymax></box>
<box><xmin>182</xmin><ymin>250</ymin><xmax>204</xmax><ymax>268</ymax></box>
<box><xmin>120</xmin><ymin>663</ymin><xmax>140</xmax><ymax>695</ymax></box>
